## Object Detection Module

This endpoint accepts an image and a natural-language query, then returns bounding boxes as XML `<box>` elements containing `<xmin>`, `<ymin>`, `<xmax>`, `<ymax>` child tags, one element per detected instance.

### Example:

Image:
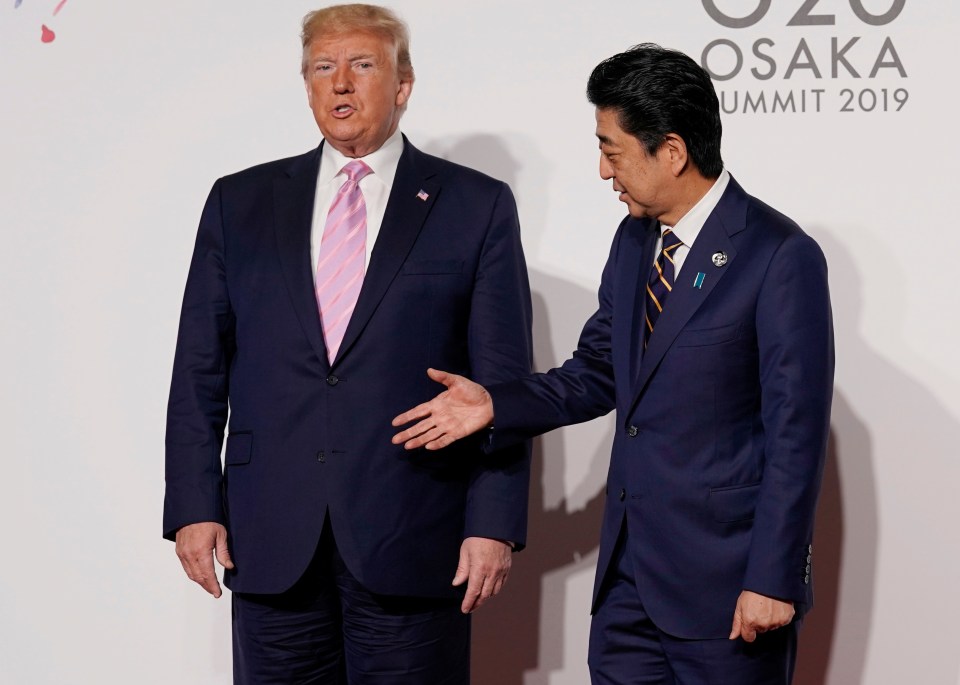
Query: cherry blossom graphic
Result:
<box><xmin>15</xmin><ymin>0</ymin><xmax>72</xmax><ymax>43</ymax></box>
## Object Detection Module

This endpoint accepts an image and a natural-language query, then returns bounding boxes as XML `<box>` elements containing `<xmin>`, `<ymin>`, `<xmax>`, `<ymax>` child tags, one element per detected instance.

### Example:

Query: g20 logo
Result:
<box><xmin>702</xmin><ymin>0</ymin><xmax>905</xmax><ymax>28</ymax></box>
<box><xmin>700</xmin><ymin>0</ymin><xmax>908</xmax><ymax>113</ymax></box>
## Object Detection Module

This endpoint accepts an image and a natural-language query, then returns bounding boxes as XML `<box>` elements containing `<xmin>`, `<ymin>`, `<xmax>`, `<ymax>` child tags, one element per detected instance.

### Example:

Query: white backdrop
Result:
<box><xmin>2</xmin><ymin>1</ymin><xmax>958</xmax><ymax>683</ymax></box>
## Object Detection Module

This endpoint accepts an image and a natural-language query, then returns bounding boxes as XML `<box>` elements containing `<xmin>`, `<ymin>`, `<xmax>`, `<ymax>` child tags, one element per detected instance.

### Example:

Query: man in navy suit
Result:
<box><xmin>393</xmin><ymin>44</ymin><xmax>833</xmax><ymax>684</ymax></box>
<box><xmin>163</xmin><ymin>5</ymin><xmax>531</xmax><ymax>683</ymax></box>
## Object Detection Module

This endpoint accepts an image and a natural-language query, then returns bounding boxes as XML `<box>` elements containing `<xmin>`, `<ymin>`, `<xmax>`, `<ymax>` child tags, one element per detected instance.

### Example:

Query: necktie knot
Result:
<box><xmin>661</xmin><ymin>227</ymin><xmax>683</xmax><ymax>254</ymax></box>
<box><xmin>341</xmin><ymin>159</ymin><xmax>373</xmax><ymax>185</ymax></box>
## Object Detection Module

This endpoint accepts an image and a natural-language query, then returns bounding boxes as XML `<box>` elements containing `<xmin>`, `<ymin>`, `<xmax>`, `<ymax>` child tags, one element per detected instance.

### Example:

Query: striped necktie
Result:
<box><xmin>315</xmin><ymin>159</ymin><xmax>373</xmax><ymax>364</ymax></box>
<box><xmin>644</xmin><ymin>227</ymin><xmax>683</xmax><ymax>347</ymax></box>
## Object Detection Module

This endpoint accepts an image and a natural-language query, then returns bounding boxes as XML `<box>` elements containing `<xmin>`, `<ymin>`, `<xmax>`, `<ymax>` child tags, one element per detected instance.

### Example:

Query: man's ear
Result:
<box><xmin>396</xmin><ymin>75</ymin><xmax>414</xmax><ymax>108</ymax></box>
<box><xmin>662</xmin><ymin>133</ymin><xmax>689</xmax><ymax>177</ymax></box>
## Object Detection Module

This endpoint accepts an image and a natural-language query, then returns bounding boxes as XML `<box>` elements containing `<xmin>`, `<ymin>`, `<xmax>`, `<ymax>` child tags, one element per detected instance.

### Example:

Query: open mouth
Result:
<box><xmin>333</xmin><ymin>104</ymin><xmax>355</xmax><ymax>117</ymax></box>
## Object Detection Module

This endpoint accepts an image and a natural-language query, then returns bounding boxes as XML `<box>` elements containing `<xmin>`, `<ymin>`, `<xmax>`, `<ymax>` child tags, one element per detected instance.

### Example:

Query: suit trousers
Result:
<box><xmin>588</xmin><ymin>519</ymin><xmax>799</xmax><ymax>685</ymax></box>
<box><xmin>232</xmin><ymin>521</ymin><xmax>470</xmax><ymax>684</ymax></box>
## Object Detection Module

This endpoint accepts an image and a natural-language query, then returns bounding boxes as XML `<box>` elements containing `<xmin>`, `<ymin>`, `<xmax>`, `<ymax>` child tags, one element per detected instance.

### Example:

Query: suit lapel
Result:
<box><xmin>623</xmin><ymin>222</ymin><xmax>659</xmax><ymax>387</ymax></box>
<box><xmin>333</xmin><ymin>138</ymin><xmax>439</xmax><ymax>366</ymax></box>
<box><xmin>629</xmin><ymin>178</ymin><xmax>749</xmax><ymax>407</ymax></box>
<box><xmin>273</xmin><ymin>146</ymin><xmax>330</xmax><ymax>368</ymax></box>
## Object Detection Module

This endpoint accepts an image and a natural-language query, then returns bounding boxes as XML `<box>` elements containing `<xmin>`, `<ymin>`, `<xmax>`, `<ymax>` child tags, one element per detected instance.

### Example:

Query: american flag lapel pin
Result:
<box><xmin>416</xmin><ymin>189</ymin><xmax>429</xmax><ymax>201</ymax></box>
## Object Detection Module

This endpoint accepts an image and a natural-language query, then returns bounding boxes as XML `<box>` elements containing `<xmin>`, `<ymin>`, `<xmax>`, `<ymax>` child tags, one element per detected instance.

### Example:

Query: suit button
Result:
<box><xmin>803</xmin><ymin>574</ymin><xmax>810</xmax><ymax>584</ymax></box>
<box><xmin>619</xmin><ymin>488</ymin><xmax>626</xmax><ymax>501</ymax></box>
<box><xmin>326</xmin><ymin>375</ymin><xmax>339</xmax><ymax>386</ymax></box>
<box><xmin>805</xmin><ymin>564</ymin><xmax>811</xmax><ymax>573</ymax></box>
<box><xmin>627</xmin><ymin>425</ymin><xmax>639</xmax><ymax>437</ymax></box>
<box><xmin>806</xmin><ymin>554</ymin><xmax>812</xmax><ymax>563</ymax></box>
<box><xmin>808</xmin><ymin>544</ymin><xmax>813</xmax><ymax>553</ymax></box>
<box><xmin>317</xmin><ymin>451</ymin><xmax>326</xmax><ymax>463</ymax></box>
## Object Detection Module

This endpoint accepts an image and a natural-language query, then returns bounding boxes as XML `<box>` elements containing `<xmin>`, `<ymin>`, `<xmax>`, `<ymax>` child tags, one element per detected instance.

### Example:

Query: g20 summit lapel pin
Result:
<box><xmin>712</xmin><ymin>251</ymin><xmax>728</xmax><ymax>267</ymax></box>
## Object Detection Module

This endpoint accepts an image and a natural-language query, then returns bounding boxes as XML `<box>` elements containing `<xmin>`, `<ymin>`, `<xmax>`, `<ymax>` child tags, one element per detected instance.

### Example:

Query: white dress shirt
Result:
<box><xmin>657</xmin><ymin>169</ymin><xmax>730</xmax><ymax>277</ymax></box>
<box><xmin>310</xmin><ymin>128</ymin><xmax>404</xmax><ymax>277</ymax></box>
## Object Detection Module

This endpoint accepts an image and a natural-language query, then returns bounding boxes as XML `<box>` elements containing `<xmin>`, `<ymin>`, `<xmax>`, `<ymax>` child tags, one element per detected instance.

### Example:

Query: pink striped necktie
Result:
<box><xmin>315</xmin><ymin>159</ymin><xmax>373</xmax><ymax>364</ymax></box>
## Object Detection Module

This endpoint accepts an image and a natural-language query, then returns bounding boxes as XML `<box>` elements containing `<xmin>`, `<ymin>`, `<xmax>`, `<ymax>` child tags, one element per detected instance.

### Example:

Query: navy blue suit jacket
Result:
<box><xmin>488</xmin><ymin>177</ymin><xmax>833</xmax><ymax>638</ymax></box>
<box><xmin>164</xmin><ymin>138</ymin><xmax>532</xmax><ymax>598</ymax></box>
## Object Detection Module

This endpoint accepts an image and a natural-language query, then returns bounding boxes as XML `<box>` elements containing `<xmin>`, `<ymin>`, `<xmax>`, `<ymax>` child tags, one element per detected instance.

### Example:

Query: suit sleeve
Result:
<box><xmin>742</xmin><ymin>231</ymin><xmax>834</xmax><ymax>604</ymax></box>
<box><xmin>484</xmin><ymin>220</ymin><xmax>624</xmax><ymax>450</ymax></box>
<box><xmin>460</xmin><ymin>183</ymin><xmax>533</xmax><ymax>548</ymax></box>
<box><xmin>162</xmin><ymin>180</ymin><xmax>235</xmax><ymax>540</ymax></box>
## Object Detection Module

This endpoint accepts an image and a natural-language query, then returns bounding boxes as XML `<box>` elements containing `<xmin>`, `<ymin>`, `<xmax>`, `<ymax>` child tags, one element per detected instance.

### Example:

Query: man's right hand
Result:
<box><xmin>391</xmin><ymin>368</ymin><xmax>494</xmax><ymax>450</ymax></box>
<box><xmin>175</xmin><ymin>522</ymin><xmax>234</xmax><ymax>598</ymax></box>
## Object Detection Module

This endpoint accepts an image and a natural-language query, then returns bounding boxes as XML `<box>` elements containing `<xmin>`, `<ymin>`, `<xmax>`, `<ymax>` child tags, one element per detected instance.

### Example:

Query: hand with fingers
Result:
<box><xmin>453</xmin><ymin>537</ymin><xmax>512</xmax><ymax>614</ymax></box>
<box><xmin>391</xmin><ymin>368</ymin><xmax>494</xmax><ymax>450</ymax></box>
<box><xmin>728</xmin><ymin>590</ymin><xmax>795</xmax><ymax>642</ymax></box>
<box><xmin>175</xmin><ymin>521</ymin><xmax>235</xmax><ymax>598</ymax></box>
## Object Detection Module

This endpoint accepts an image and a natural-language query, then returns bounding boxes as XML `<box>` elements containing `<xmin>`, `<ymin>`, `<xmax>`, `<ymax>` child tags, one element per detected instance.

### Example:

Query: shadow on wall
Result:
<box><xmin>422</xmin><ymin>134</ymin><xmax>611</xmax><ymax>683</ymax></box>
<box><xmin>798</xmin><ymin>231</ymin><xmax>960</xmax><ymax>684</ymax></box>
<box><xmin>793</xmin><ymin>390</ymin><xmax>875</xmax><ymax>685</ymax></box>
<box><xmin>471</xmin><ymin>281</ymin><xmax>610</xmax><ymax>685</ymax></box>
<box><xmin>756</xmin><ymin>230</ymin><xmax>883</xmax><ymax>685</ymax></box>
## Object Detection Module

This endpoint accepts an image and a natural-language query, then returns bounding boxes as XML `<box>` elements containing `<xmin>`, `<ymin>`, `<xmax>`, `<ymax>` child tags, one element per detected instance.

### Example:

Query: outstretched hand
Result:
<box><xmin>391</xmin><ymin>368</ymin><xmax>494</xmax><ymax>450</ymax></box>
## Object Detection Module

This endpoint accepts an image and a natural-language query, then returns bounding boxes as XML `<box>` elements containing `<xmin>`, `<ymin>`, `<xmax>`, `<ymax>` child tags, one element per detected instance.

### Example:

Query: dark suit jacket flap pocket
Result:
<box><xmin>402</xmin><ymin>259</ymin><xmax>463</xmax><ymax>275</ymax></box>
<box><xmin>225</xmin><ymin>433</ymin><xmax>253</xmax><ymax>466</ymax></box>
<box><xmin>675</xmin><ymin>322</ymin><xmax>740</xmax><ymax>347</ymax></box>
<box><xmin>708</xmin><ymin>481</ymin><xmax>761</xmax><ymax>522</ymax></box>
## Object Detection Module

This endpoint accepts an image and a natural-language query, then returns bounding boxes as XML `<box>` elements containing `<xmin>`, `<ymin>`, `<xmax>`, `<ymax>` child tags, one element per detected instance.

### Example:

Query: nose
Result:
<box><xmin>333</xmin><ymin>70</ymin><xmax>354</xmax><ymax>94</ymax></box>
<box><xmin>599</xmin><ymin>153</ymin><xmax>614</xmax><ymax>180</ymax></box>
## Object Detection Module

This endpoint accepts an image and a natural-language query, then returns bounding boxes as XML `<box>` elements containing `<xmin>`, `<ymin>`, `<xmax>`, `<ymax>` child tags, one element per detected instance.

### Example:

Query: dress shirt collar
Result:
<box><xmin>661</xmin><ymin>169</ymin><xmax>730</xmax><ymax>247</ymax></box>
<box><xmin>318</xmin><ymin>128</ymin><xmax>404</xmax><ymax>189</ymax></box>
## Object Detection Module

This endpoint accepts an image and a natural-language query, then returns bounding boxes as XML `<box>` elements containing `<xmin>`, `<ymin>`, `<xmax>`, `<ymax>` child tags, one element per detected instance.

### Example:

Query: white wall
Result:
<box><xmin>1</xmin><ymin>1</ymin><xmax>957</xmax><ymax>683</ymax></box>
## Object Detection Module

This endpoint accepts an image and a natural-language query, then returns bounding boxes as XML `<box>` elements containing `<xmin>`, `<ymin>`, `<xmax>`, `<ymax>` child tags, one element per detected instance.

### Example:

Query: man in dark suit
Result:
<box><xmin>163</xmin><ymin>5</ymin><xmax>531</xmax><ymax>683</ymax></box>
<box><xmin>393</xmin><ymin>44</ymin><xmax>833</xmax><ymax>684</ymax></box>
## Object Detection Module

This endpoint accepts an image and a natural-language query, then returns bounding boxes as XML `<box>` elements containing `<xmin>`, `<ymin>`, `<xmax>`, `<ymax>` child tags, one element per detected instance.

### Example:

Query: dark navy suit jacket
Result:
<box><xmin>488</xmin><ymin>177</ymin><xmax>833</xmax><ymax>639</ymax></box>
<box><xmin>163</xmin><ymin>138</ymin><xmax>532</xmax><ymax>598</ymax></box>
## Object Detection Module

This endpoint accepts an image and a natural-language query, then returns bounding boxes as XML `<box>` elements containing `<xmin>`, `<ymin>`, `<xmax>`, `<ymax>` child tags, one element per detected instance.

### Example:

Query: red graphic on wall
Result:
<box><xmin>13</xmin><ymin>0</ymin><xmax>72</xmax><ymax>43</ymax></box>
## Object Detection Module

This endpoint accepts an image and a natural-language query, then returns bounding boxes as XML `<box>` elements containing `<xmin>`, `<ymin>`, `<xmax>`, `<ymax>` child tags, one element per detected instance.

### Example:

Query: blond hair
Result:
<box><xmin>300</xmin><ymin>4</ymin><xmax>413</xmax><ymax>80</ymax></box>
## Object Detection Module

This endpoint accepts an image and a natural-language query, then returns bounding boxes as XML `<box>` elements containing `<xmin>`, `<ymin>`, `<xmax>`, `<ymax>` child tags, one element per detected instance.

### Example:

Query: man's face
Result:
<box><xmin>595</xmin><ymin>108</ymin><xmax>673</xmax><ymax>221</ymax></box>
<box><xmin>304</xmin><ymin>30</ymin><xmax>413</xmax><ymax>158</ymax></box>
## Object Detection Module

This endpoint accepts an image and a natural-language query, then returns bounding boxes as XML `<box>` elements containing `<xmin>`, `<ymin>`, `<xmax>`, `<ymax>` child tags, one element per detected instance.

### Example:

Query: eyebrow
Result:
<box><xmin>312</xmin><ymin>52</ymin><xmax>379</xmax><ymax>62</ymax></box>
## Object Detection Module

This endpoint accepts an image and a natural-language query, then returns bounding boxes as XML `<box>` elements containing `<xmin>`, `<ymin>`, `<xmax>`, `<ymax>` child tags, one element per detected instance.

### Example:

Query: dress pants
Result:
<box><xmin>232</xmin><ymin>522</ymin><xmax>470</xmax><ymax>684</ymax></box>
<box><xmin>588</xmin><ymin>522</ymin><xmax>799</xmax><ymax>685</ymax></box>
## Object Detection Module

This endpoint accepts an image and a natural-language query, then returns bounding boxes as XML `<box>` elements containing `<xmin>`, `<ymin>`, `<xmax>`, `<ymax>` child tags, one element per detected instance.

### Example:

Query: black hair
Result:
<box><xmin>587</xmin><ymin>43</ymin><xmax>723</xmax><ymax>178</ymax></box>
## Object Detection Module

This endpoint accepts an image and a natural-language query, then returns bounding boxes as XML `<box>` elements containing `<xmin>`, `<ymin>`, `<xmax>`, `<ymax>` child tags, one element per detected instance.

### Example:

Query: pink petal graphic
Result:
<box><xmin>41</xmin><ymin>24</ymin><xmax>55</xmax><ymax>42</ymax></box>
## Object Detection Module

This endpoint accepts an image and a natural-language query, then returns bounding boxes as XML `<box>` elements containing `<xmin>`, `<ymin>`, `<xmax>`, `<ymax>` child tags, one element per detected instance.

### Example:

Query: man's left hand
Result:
<box><xmin>452</xmin><ymin>536</ymin><xmax>512</xmax><ymax>614</ymax></box>
<box><xmin>729</xmin><ymin>590</ymin><xmax>795</xmax><ymax>642</ymax></box>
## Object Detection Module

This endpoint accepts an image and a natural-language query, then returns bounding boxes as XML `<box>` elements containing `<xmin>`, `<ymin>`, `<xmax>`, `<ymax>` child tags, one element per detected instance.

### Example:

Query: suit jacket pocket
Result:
<box><xmin>402</xmin><ymin>260</ymin><xmax>463</xmax><ymax>275</ymax></box>
<box><xmin>224</xmin><ymin>433</ymin><xmax>253</xmax><ymax>466</ymax></box>
<box><xmin>675</xmin><ymin>322</ymin><xmax>740</xmax><ymax>347</ymax></box>
<box><xmin>708</xmin><ymin>481</ymin><xmax>761</xmax><ymax>522</ymax></box>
